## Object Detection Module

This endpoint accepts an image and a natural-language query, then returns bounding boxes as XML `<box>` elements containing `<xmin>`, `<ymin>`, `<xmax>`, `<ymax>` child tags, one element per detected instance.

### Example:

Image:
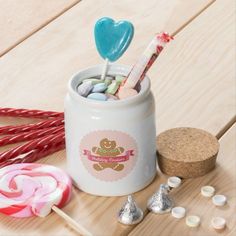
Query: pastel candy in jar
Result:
<box><xmin>106</xmin><ymin>81</ymin><xmax>120</xmax><ymax>95</ymax></box>
<box><xmin>104</xmin><ymin>76</ymin><xmax>114</xmax><ymax>86</ymax></box>
<box><xmin>115</xmin><ymin>75</ymin><xmax>126</xmax><ymax>83</ymax></box>
<box><xmin>77</xmin><ymin>81</ymin><xmax>93</xmax><ymax>97</ymax></box>
<box><xmin>92</xmin><ymin>83</ymin><xmax>108</xmax><ymax>93</ymax></box>
<box><xmin>87</xmin><ymin>92</ymin><xmax>107</xmax><ymax>101</ymax></box>
<box><xmin>83</xmin><ymin>78</ymin><xmax>104</xmax><ymax>85</ymax></box>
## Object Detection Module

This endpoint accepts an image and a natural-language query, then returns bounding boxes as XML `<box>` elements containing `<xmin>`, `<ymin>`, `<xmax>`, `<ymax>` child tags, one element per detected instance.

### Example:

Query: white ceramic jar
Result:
<box><xmin>65</xmin><ymin>64</ymin><xmax>156</xmax><ymax>196</ymax></box>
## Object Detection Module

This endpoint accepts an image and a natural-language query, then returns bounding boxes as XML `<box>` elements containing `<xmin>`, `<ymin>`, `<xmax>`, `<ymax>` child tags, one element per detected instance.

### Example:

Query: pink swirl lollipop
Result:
<box><xmin>0</xmin><ymin>163</ymin><xmax>72</xmax><ymax>217</ymax></box>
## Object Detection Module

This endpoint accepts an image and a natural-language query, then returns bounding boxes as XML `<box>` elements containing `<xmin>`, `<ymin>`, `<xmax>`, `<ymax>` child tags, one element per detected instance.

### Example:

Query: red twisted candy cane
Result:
<box><xmin>0</xmin><ymin>126</ymin><xmax>64</xmax><ymax>146</ymax></box>
<box><xmin>0</xmin><ymin>132</ymin><xmax>64</xmax><ymax>162</ymax></box>
<box><xmin>0</xmin><ymin>117</ymin><xmax>64</xmax><ymax>135</ymax></box>
<box><xmin>0</xmin><ymin>141</ymin><xmax>65</xmax><ymax>168</ymax></box>
<box><xmin>0</xmin><ymin>108</ymin><xmax>63</xmax><ymax>119</ymax></box>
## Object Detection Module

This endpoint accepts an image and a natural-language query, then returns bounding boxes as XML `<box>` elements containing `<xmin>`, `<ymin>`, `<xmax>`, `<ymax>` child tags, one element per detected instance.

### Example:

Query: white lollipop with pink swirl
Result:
<box><xmin>0</xmin><ymin>163</ymin><xmax>72</xmax><ymax>217</ymax></box>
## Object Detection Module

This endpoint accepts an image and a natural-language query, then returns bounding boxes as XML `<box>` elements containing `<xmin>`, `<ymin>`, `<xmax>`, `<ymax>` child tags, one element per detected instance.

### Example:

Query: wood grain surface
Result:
<box><xmin>0</xmin><ymin>0</ymin><xmax>80</xmax><ymax>56</ymax></box>
<box><xmin>0</xmin><ymin>0</ymin><xmax>235</xmax><ymax>235</ymax></box>
<box><xmin>0</xmin><ymin>0</ymin><xmax>213</xmax><ymax>111</ymax></box>
<box><xmin>130</xmin><ymin>124</ymin><xmax>236</xmax><ymax>236</ymax></box>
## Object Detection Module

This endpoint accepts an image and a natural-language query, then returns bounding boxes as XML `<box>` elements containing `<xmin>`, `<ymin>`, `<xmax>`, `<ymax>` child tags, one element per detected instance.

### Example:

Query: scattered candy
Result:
<box><xmin>186</xmin><ymin>215</ymin><xmax>201</xmax><ymax>227</ymax></box>
<box><xmin>77</xmin><ymin>81</ymin><xmax>93</xmax><ymax>97</ymax></box>
<box><xmin>211</xmin><ymin>217</ymin><xmax>226</xmax><ymax>230</ymax></box>
<box><xmin>147</xmin><ymin>184</ymin><xmax>173</xmax><ymax>214</ymax></box>
<box><xmin>201</xmin><ymin>186</ymin><xmax>215</xmax><ymax>197</ymax></box>
<box><xmin>87</xmin><ymin>93</ymin><xmax>107</xmax><ymax>101</ymax></box>
<box><xmin>117</xmin><ymin>87</ymin><xmax>138</xmax><ymax>100</ymax></box>
<box><xmin>106</xmin><ymin>81</ymin><xmax>120</xmax><ymax>95</ymax></box>
<box><xmin>212</xmin><ymin>195</ymin><xmax>227</xmax><ymax>206</ymax></box>
<box><xmin>171</xmin><ymin>207</ymin><xmax>186</xmax><ymax>219</ymax></box>
<box><xmin>92</xmin><ymin>83</ymin><xmax>108</xmax><ymax>93</ymax></box>
<box><xmin>167</xmin><ymin>176</ymin><xmax>182</xmax><ymax>188</ymax></box>
<box><xmin>117</xmin><ymin>195</ymin><xmax>143</xmax><ymax>225</ymax></box>
<box><xmin>0</xmin><ymin>163</ymin><xmax>72</xmax><ymax>218</ymax></box>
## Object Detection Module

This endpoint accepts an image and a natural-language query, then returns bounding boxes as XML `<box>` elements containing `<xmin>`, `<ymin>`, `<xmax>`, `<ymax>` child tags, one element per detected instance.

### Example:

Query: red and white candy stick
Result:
<box><xmin>0</xmin><ymin>117</ymin><xmax>64</xmax><ymax>135</ymax></box>
<box><xmin>0</xmin><ymin>141</ymin><xmax>65</xmax><ymax>168</ymax></box>
<box><xmin>0</xmin><ymin>126</ymin><xmax>64</xmax><ymax>147</ymax></box>
<box><xmin>0</xmin><ymin>132</ymin><xmax>64</xmax><ymax>163</ymax></box>
<box><xmin>0</xmin><ymin>108</ymin><xmax>63</xmax><ymax>119</ymax></box>
<box><xmin>123</xmin><ymin>32</ymin><xmax>173</xmax><ymax>89</ymax></box>
<box><xmin>0</xmin><ymin>163</ymin><xmax>91</xmax><ymax>235</ymax></box>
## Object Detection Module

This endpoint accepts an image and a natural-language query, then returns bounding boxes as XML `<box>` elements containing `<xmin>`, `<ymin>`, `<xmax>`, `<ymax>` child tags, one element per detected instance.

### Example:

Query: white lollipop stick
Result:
<box><xmin>101</xmin><ymin>58</ymin><xmax>109</xmax><ymax>80</ymax></box>
<box><xmin>52</xmin><ymin>206</ymin><xmax>92</xmax><ymax>236</ymax></box>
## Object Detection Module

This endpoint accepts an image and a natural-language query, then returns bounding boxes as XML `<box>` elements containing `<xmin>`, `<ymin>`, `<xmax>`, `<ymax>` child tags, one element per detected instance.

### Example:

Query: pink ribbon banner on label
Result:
<box><xmin>83</xmin><ymin>150</ymin><xmax>134</xmax><ymax>163</ymax></box>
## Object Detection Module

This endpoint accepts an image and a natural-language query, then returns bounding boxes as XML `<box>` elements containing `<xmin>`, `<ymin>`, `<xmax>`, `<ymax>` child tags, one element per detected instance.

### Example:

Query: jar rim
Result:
<box><xmin>68</xmin><ymin>64</ymin><xmax>151</xmax><ymax>108</ymax></box>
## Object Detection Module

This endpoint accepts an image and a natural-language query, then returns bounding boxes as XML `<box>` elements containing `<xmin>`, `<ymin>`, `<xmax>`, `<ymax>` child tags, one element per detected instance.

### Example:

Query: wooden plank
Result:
<box><xmin>0</xmin><ymin>0</ymin><xmax>213</xmax><ymax>111</ymax></box>
<box><xmin>0</xmin><ymin>0</ymin><xmax>80</xmax><ymax>56</ymax></box>
<box><xmin>130</xmin><ymin>123</ymin><xmax>236</xmax><ymax>236</ymax></box>
<box><xmin>149</xmin><ymin>0</ymin><xmax>236</xmax><ymax>136</ymax></box>
<box><xmin>2</xmin><ymin>0</ymin><xmax>234</xmax><ymax>235</ymax></box>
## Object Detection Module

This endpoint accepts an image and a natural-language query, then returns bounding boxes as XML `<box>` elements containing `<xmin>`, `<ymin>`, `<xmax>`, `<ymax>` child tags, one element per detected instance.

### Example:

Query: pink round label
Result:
<box><xmin>80</xmin><ymin>130</ymin><xmax>138</xmax><ymax>181</ymax></box>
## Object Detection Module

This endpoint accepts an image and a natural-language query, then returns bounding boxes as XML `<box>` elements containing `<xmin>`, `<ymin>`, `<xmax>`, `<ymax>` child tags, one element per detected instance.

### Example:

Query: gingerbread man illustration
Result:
<box><xmin>92</xmin><ymin>138</ymin><xmax>124</xmax><ymax>171</ymax></box>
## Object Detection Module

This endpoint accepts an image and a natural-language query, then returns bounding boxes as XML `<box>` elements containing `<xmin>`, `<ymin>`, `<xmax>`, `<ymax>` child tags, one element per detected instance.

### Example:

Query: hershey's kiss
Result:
<box><xmin>147</xmin><ymin>184</ymin><xmax>174</xmax><ymax>214</ymax></box>
<box><xmin>118</xmin><ymin>195</ymin><xmax>143</xmax><ymax>225</ymax></box>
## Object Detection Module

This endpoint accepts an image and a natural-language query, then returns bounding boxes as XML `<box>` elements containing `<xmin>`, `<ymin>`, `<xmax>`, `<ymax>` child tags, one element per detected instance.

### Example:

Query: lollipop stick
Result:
<box><xmin>101</xmin><ymin>58</ymin><xmax>109</xmax><ymax>80</ymax></box>
<box><xmin>52</xmin><ymin>206</ymin><xmax>92</xmax><ymax>236</ymax></box>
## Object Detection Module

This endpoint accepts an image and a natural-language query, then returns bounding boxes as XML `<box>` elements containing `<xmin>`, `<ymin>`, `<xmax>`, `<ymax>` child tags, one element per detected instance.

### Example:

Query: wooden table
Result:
<box><xmin>0</xmin><ymin>0</ymin><xmax>235</xmax><ymax>235</ymax></box>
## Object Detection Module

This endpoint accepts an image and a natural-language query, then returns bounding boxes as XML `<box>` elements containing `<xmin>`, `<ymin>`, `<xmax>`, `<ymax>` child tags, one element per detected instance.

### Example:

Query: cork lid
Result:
<box><xmin>157</xmin><ymin>127</ymin><xmax>219</xmax><ymax>178</ymax></box>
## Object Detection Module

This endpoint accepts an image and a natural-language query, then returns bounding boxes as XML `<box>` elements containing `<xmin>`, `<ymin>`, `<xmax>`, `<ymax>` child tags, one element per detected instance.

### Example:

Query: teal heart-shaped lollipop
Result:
<box><xmin>94</xmin><ymin>17</ymin><xmax>134</xmax><ymax>62</ymax></box>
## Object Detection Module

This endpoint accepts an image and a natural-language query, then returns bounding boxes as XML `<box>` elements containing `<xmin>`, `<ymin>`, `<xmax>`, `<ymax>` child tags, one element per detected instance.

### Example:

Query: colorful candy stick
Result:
<box><xmin>123</xmin><ymin>32</ymin><xmax>173</xmax><ymax>89</ymax></box>
<box><xmin>0</xmin><ymin>126</ymin><xmax>64</xmax><ymax>147</ymax></box>
<box><xmin>0</xmin><ymin>117</ymin><xmax>64</xmax><ymax>135</ymax></box>
<box><xmin>0</xmin><ymin>141</ymin><xmax>65</xmax><ymax>168</ymax></box>
<box><xmin>0</xmin><ymin>108</ymin><xmax>63</xmax><ymax>119</ymax></box>
<box><xmin>0</xmin><ymin>163</ymin><xmax>91</xmax><ymax>235</ymax></box>
<box><xmin>0</xmin><ymin>132</ymin><xmax>64</xmax><ymax>162</ymax></box>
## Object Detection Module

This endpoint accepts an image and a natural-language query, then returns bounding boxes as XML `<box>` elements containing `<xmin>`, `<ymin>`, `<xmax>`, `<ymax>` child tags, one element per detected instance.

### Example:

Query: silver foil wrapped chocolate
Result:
<box><xmin>118</xmin><ymin>195</ymin><xmax>143</xmax><ymax>225</ymax></box>
<box><xmin>147</xmin><ymin>184</ymin><xmax>174</xmax><ymax>214</ymax></box>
